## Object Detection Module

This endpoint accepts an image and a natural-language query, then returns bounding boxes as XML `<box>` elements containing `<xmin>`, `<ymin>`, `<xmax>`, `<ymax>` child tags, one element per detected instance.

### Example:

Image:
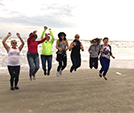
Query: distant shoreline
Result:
<box><xmin>0</xmin><ymin>37</ymin><xmax>134</xmax><ymax>42</ymax></box>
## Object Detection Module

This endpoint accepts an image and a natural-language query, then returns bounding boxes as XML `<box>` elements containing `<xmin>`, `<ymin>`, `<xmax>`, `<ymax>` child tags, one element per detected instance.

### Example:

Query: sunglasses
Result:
<box><xmin>93</xmin><ymin>41</ymin><xmax>97</xmax><ymax>43</ymax></box>
<box><xmin>75</xmin><ymin>36</ymin><xmax>79</xmax><ymax>38</ymax></box>
<box><xmin>12</xmin><ymin>42</ymin><xmax>17</xmax><ymax>44</ymax></box>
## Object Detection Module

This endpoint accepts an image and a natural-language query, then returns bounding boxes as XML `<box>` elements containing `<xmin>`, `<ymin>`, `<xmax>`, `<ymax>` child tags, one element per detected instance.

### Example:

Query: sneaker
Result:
<box><xmin>99</xmin><ymin>73</ymin><xmax>102</xmax><ymax>78</ymax></box>
<box><xmin>33</xmin><ymin>75</ymin><xmax>36</xmax><ymax>80</ymax></box>
<box><xmin>30</xmin><ymin>77</ymin><xmax>32</xmax><ymax>81</ymax></box>
<box><xmin>15</xmin><ymin>86</ymin><xmax>19</xmax><ymax>90</ymax></box>
<box><xmin>10</xmin><ymin>86</ymin><xmax>14</xmax><ymax>91</ymax></box>
<box><xmin>103</xmin><ymin>76</ymin><xmax>108</xmax><ymax>80</ymax></box>
<box><xmin>56</xmin><ymin>72</ymin><xmax>60</xmax><ymax>77</ymax></box>
<box><xmin>59</xmin><ymin>69</ymin><xmax>62</xmax><ymax>75</ymax></box>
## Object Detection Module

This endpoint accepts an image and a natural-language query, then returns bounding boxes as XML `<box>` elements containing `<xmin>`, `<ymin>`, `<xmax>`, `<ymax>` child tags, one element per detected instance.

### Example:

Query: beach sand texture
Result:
<box><xmin>0</xmin><ymin>68</ymin><xmax>134</xmax><ymax>113</ymax></box>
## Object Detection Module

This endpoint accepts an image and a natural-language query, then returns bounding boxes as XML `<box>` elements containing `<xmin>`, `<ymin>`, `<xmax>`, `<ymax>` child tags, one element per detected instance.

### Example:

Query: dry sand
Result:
<box><xmin>0</xmin><ymin>68</ymin><xmax>134</xmax><ymax>113</ymax></box>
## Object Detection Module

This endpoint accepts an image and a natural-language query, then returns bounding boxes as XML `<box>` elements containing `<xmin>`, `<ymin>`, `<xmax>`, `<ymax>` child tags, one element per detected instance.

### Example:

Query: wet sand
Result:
<box><xmin>0</xmin><ymin>68</ymin><xmax>134</xmax><ymax>113</ymax></box>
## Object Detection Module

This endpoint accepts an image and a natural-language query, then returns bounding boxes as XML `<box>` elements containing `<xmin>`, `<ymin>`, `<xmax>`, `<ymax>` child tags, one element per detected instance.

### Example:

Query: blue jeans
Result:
<box><xmin>99</xmin><ymin>57</ymin><xmax>110</xmax><ymax>76</ymax></box>
<box><xmin>70</xmin><ymin>55</ymin><xmax>81</xmax><ymax>71</ymax></box>
<box><xmin>41</xmin><ymin>55</ymin><xmax>52</xmax><ymax>72</ymax></box>
<box><xmin>27</xmin><ymin>52</ymin><xmax>40</xmax><ymax>77</ymax></box>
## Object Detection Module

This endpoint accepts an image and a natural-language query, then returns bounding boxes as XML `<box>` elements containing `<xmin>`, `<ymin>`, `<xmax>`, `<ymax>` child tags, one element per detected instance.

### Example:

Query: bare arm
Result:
<box><xmin>69</xmin><ymin>42</ymin><xmax>74</xmax><ymax>51</ymax></box>
<box><xmin>16</xmin><ymin>33</ymin><xmax>25</xmax><ymax>51</ymax></box>
<box><xmin>27</xmin><ymin>30</ymin><xmax>37</xmax><ymax>44</ymax></box>
<box><xmin>2</xmin><ymin>32</ymin><xmax>11</xmax><ymax>52</ymax></box>
<box><xmin>111</xmin><ymin>54</ymin><xmax>115</xmax><ymax>59</ymax></box>
<box><xmin>65</xmin><ymin>40</ymin><xmax>69</xmax><ymax>51</ymax></box>
<box><xmin>80</xmin><ymin>42</ymin><xmax>84</xmax><ymax>51</ymax></box>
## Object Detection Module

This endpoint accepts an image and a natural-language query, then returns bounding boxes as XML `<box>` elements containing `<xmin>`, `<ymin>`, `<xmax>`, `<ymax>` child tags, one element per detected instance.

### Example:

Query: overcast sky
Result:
<box><xmin>0</xmin><ymin>0</ymin><xmax>134</xmax><ymax>41</ymax></box>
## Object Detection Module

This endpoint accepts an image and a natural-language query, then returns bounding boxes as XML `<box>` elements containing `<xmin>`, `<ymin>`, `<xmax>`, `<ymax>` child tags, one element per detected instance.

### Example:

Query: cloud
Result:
<box><xmin>0</xmin><ymin>1</ymin><xmax>4</xmax><ymax>6</ymax></box>
<box><xmin>40</xmin><ymin>4</ymin><xmax>76</xmax><ymax>17</ymax></box>
<box><xmin>0</xmin><ymin>14</ymin><xmax>76</xmax><ymax>28</ymax></box>
<box><xmin>0</xmin><ymin>2</ymin><xmax>77</xmax><ymax>28</ymax></box>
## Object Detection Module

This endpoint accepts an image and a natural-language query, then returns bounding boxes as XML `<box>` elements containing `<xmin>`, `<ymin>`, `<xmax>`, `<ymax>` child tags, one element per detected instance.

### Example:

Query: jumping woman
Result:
<box><xmin>2</xmin><ymin>32</ymin><xmax>25</xmax><ymax>90</ymax></box>
<box><xmin>56</xmin><ymin>32</ymin><xmax>69</xmax><ymax>77</ymax></box>
<box><xmin>88</xmin><ymin>38</ymin><xmax>101</xmax><ymax>69</ymax></box>
<box><xmin>27</xmin><ymin>30</ymin><xmax>46</xmax><ymax>81</ymax></box>
<box><xmin>41</xmin><ymin>26</ymin><xmax>55</xmax><ymax>76</ymax></box>
<box><xmin>69</xmin><ymin>34</ymin><xmax>84</xmax><ymax>73</ymax></box>
<box><xmin>99</xmin><ymin>37</ymin><xmax>115</xmax><ymax>80</ymax></box>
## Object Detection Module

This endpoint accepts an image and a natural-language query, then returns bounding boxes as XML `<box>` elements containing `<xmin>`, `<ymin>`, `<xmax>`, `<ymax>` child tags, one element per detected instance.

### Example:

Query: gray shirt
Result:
<box><xmin>88</xmin><ymin>44</ymin><xmax>101</xmax><ymax>58</ymax></box>
<box><xmin>57</xmin><ymin>41</ymin><xmax>67</xmax><ymax>55</ymax></box>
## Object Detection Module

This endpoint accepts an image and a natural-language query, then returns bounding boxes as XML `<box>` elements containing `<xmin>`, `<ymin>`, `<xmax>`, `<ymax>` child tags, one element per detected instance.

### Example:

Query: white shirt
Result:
<box><xmin>7</xmin><ymin>48</ymin><xmax>20</xmax><ymax>66</ymax></box>
<box><xmin>101</xmin><ymin>46</ymin><xmax>111</xmax><ymax>59</ymax></box>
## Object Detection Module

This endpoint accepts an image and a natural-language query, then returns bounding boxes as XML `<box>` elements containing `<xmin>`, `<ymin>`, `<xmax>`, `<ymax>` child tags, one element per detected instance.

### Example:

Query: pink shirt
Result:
<box><xmin>27</xmin><ymin>34</ymin><xmax>46</xmax><ymax>53</ymax></box>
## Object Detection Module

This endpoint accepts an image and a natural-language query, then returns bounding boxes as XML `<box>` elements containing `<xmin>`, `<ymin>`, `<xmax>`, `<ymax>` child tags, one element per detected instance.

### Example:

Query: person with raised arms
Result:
<box><xmin>27</xmin><ymin>30</ymin><xmax>46</xmax><ymax>81</ymax></box>
<box><xmin>41</xmin><ymin>26</ymin><xmax>55</xmax><ymax>76</ymax></box>
<box><xmin>2</xmin><ymin>32</ymin><xmax>25</xmax><ymax>90</ymax></box>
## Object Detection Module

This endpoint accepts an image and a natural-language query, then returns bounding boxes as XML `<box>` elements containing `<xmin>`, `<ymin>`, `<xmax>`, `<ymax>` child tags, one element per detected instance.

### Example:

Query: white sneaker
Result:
<box><xmin>56</xmin><ymin>72</ymin><xmax>60</xmax><ymax>77</ymax></box>
<box><xmin>59</xmin><ymin>69</ymin><xmax>62</xmax><ymax>75</ymax></box>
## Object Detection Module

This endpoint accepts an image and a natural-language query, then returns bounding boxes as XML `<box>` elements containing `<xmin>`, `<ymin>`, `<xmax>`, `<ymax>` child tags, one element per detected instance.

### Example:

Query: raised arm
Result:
<box><xmin>37</xmin><ymin>38</ymin><xmax>46</xmax><ymax>45</ymax></box>
<box><xmin>41</xmin><ymin>26</ymin><xmax>47</xmax><ymax>40</ymax></box>
<box><xmin>27</xmin><ymin>30</ymin><xmax>37</xmax><ymax>44</ymax></box>
<box><xmin>16</xmin><ymin>33</ymin><xmax>25</xmax><ymax>51</ymax></box>
<box><xmin>49</xmin><ymin>28</ymin><xmax>55</xmax><ymax>44</ymax></box>
<box><xmin>2</xmin><ymin>32</ymin><xmax>11</xmax><ymax>52</ymax></box>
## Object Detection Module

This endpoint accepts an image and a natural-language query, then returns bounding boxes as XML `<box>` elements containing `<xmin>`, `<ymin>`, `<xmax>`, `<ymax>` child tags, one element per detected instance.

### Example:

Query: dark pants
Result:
<box><xmin>8</xmin><ymin>66</ymin><xmax>20</xmax><ymax>87</ymax></box>
<box><xmin>57</xmin><ymin>54</ymin><xmax>67</xmax><ymax>72</ymax></box>
<box><xmin>89</xmin><ymin>57</ymin><xmax>98</xmax><ymax>69</ymax></box>
<box><xmin>27</xmin><ymin>52</ymin><xmax>39</xmax><ymax>77</ymax></box>
<box><xmin>41</xmin><ymin>55</ymin><xmax>52</xmax><ymax>72</ymax></box>
<box><xmin>100</xmin><ymin>57</ymin><xmax>110</xmax><ymax>76</ymax></box>
<box><xmin>70</xmin><ymin>55</ymin><xmax>81</xmax><ymax>71</ymax></box>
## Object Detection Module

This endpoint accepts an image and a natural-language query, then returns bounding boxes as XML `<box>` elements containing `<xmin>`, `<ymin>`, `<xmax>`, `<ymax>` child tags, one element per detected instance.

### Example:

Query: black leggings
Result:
<box><xmin>57</xmin><ymin>54</ymin><xmax>67</xmax><ymax>72</ymax></box>
<box><xmin>89</xmin><ymin>57</ymin><xmax>98</xmax><ymax>69</ymax></box>
<box><xmin>70</xmin><ymin>55</ymin><xmax>81</xmax><ymax>71</ymax></box>
<box><xmin>8</xmin><ymin>66</ymin><xmax>20</xmax><ymax>87</ymax></box>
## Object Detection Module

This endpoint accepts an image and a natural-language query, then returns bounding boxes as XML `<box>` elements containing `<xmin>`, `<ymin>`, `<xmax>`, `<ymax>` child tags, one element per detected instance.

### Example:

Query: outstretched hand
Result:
<box><xmin>89</xmin><ymin>51</ymin><xmax>92</xmax><ymax>54</ymax></box>
<box><xmin>16</xmin><ymin>33</ymin><xmax>21</xmax><ymax>37</ymax></box>
<box><xmin>33</xmin><ymin>30</ymin><xmax>37</xmax><ymax>34</ymax></box>
<box><xmin>112</xmin><ymin>56</ymin><xmax>115</xmax><ymax>59</ymax></box>
<box><xmin>44</xmin><ymin>26</ymin><xmax>48</xmax><ymax>30</ymax></box>
<box><xmin>7</xmin><ymin>32</ymin><xmax>12</xmax><ymax>37</ymax></box>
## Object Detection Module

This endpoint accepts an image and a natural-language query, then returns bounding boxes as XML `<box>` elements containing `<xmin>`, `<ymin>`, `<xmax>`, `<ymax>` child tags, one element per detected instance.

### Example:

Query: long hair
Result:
<box><xmin>58</xmin><ymin>32</ymin><xmax>66</xmax><ymax>41</ymax></box>
<box><xmin>90</xmin><ymin>38</ymin><xmax>101</xmax><ymax>45</ymax></box>
<box><xmin>29</xmin><ymin>33</ymin><xmax>37</xmax><ymax>38</ymax></box>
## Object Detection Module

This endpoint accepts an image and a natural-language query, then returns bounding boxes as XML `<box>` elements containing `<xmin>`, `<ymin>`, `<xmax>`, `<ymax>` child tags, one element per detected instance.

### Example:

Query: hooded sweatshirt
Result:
<box><xmin>88</xmin><ymin>44</ymin><xmax>101</xmax><ymax>58</ymax></box>
<box><xmin>41</xmin><ymin>29</ymin><xmax>55</xmax><ymax>55</ymax></box>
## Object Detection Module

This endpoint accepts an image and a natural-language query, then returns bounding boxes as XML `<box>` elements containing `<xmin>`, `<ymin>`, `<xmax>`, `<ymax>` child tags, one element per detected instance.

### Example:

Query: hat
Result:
<box><xmin>47</xmin><ymin>33</ymin><xmax>51</xmax><ymax>37</ymax></box>
<box><xmin>58</xmin><ymin>32</ymin><xmax>66</xmax><ymax>38</ymax></box>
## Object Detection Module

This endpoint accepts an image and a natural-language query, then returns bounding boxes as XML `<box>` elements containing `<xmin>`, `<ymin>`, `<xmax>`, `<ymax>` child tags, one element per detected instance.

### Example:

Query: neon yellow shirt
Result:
<box><xmin>41</xmin><ymin>29</ymin><xmax>55</xmax><ymax>55</ymax></box>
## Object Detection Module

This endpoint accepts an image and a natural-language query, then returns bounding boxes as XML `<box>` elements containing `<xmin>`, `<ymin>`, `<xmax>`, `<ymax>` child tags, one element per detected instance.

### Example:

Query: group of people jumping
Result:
<box><xmin>2</xmin><ymin>26</ymin><xmax>115</xmax><ymax>91</ymax></box>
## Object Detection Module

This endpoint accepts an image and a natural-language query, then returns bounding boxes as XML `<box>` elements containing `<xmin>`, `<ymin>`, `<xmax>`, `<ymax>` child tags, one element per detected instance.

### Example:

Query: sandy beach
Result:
<box><xmin>0</xmin><ymin>68</ymin><xmax>134</xmax><ymax>113</ymax></box>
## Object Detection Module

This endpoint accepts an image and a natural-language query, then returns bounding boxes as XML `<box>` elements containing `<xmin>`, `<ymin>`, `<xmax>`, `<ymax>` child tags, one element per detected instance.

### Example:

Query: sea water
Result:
<box><xmin>0</xmin><ymin>38</ymin><xmax>134</xmax><ymax>74</ymax></box>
